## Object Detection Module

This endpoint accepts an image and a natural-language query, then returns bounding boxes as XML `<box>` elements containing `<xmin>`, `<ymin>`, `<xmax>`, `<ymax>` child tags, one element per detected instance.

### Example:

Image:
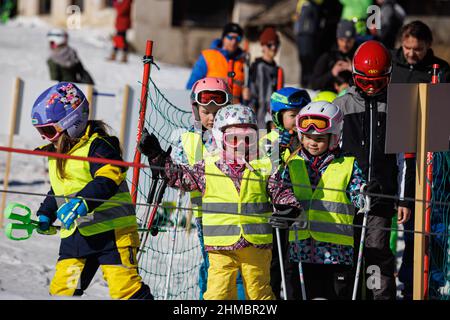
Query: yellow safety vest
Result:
<box><xmin>288</xmin><ymin>155</ymin><xmax>355</xmax><ymax>246</ymax></box>
<box><xmin>181</xmin><ymin>131</ymin><xmax>206</xmax><ymax>219</ymax></box>
<box><xmin>202</xmin><ymin>157</ymin><xmax>273</xmax><ymax>246</ymax></box>
<box><xmin>48</xmin><ymin>132</ymin><xmax>137</xmax><ymax>238</ymax></box>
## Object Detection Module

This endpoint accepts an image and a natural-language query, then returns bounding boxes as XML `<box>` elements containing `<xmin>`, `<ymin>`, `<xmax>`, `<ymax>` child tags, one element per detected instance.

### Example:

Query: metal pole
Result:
<box><xmin>275</xmin><ymin>227</ymin><xmax>288</xmax><ymax>300</ymax></box>
<box><xmin>294</xmin><ymin>224</ymin><xmax>307</xmax><ymax>300</ymax></box>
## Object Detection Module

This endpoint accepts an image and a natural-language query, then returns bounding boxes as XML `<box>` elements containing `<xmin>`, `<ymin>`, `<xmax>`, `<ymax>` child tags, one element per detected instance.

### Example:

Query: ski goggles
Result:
<box><xmin>34</xmin><ymin>123</ymin><xmax>64</xmax><ymax>142</ymax></box>
<box><xmin>192</xmin><ymin>90</ymin><xmax>231</xmax><ymax>107</ymax></box>
<box><xmin>296</xmin><ymin>114</ymin><xmax>331</xmax><ymax>133</ymax></box>
<box><xmin>265</xmin><ymin>42</ymin><xmax>279</xmax><ymax>50</ymax></box>
<box><xmin>353</xmin><ymin>74</ymin><xmax>389</xmax><ymax>95</ymax></box>
<box><xmin>223</xmin><ymin>130</ymin><xmax>258</xmax><ymax>149</ymax></box>
<box><xmin>225</xmin><ymin>34</ymin><xmax>242</xmax><ymax>42</ymax></box>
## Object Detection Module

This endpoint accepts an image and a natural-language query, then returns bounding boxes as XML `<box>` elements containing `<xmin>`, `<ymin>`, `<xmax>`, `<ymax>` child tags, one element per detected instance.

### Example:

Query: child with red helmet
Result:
<box><xmin>334</xmin><ymin>40</ymin><xmax>415</xmax><ymax>300</ymax></box>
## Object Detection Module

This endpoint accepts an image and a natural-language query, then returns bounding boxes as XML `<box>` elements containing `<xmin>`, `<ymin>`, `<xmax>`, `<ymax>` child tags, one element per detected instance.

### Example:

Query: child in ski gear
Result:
<box><xmin>108</xmin><ymin>0</ymin><xmax>133</xmax><ymax>63</ymax></box>
<box><xmin>247</xmin><ymin>27</ymin><xmax>282</xmax><ymax>130</ymax></box>
<box><xmin>139</xmin><ymin>105</ymin><xmax>303</xmax><ymax>300</ymax></box>
<box><xmin>334</xmin><ymin>40</ymin><xmax>415</xmax><ymax>300</ymax></box>
<box><xmin>173</xmin><ymin>77</ymin><xmax>245</xmax><ymax>300</ymax></box>
<box><xmin>186</xmin><ymin>23</ymin><xmax>246</xmax><ymax>103</ymax></box>
<box><xmin>274</xmin><ymin>101</ymin><xmax>367</xmax><ymax>300</ymax></box>
<box><xmin>47</xmin><ymin>29</ymin><xmax>94</xmax><ymax>85</ymax></box>
<box><xmin>32</xmin><ymin>82</ymin><xmax>152</xmax><ymax>300</ymax></box>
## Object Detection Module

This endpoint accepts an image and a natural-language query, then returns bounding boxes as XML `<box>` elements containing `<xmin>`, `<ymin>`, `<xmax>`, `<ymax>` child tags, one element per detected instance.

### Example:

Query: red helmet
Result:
<box><xmin>352</xmin><ymin>40</ymin><xmax>392</xmax><ymax>96</ymax></box>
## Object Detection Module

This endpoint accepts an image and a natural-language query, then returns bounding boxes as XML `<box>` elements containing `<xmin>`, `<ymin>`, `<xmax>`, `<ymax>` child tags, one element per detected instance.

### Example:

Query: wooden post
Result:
<box><xmin>86</xmin><ymin>84</ymin><xmax>95</xmax><ymax>120</ymax></box>
<box><xmin>120</xmin><ymin>85</ymin><xmax>130</xmax><ymax>147</ymax></box>
<box><xmin>413</xmin><ymin>83</ymin><xmax>429</xmax><ymax>300</ymax></box>
<box><xmin>0</xmin><ymin>78</ymin><xmax>22</xmax><ymax>228</ymax></box>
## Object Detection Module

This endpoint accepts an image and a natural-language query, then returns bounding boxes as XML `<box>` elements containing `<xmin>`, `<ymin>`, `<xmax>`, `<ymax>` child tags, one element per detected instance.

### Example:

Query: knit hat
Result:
<box><xmin>259</xmin><ymin>27</ymin><xmax>280</xmax><ymax>45</ymax></box>
<box><xmin>222</xmin><ymin>23</ymin><xmax>244</xmax><ymax>38</ymax></box>
<box><xmin>336</xmin><ymin>20</ymin><xmax>356</xmax><ymax>39</ymax></box>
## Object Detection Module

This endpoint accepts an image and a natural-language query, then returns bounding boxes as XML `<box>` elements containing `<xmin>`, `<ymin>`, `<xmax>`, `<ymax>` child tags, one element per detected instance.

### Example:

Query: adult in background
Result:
<box><xmin>108</xmin><ymin>0</ymin><xmax>133</xmax><ymax>63</ymax></box>
<box><xmin>391</xmin><ymin>20</ymin><xmax>450</xmax><ymax>83</ymax></box>
<box><xmin>47</xmin><ymin>28</ymin><xmax>94</xmax><ymax>85</ymax></box>
<box><xmin>247</xmin><ymin>27</ymin><xmax>282</xmax><ymax>130</ymax></box>
<box><xmin>310</xmin><ymin>20</ymin><xmax>356</xmax><ymax>92</ymax></box>
<box><xmin>391</xmin><ymin>20</ymin><xmax>450</xmax><ymax>300</ymax></box>
<box><xmin>369</xmin><ymin>0</ymin><xmax>406</xmax><ymax>50</ymax></box>
<box><xmin>186</xmin><ymin>23</ymin><xmax>247</xmax><ymax>104</ymax></box>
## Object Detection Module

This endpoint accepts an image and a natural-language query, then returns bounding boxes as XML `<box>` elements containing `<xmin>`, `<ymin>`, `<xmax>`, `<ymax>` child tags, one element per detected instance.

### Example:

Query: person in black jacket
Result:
<box><xmin>310</xmin><ymin>19</ymin><xmax>356</xmax><ymax>92</ymax></box>
<box><xmin>391</xmin><ymin>20</ymin><xmax>450</xmax><ymax>300</ymax></box>
<box><xmin>391</xmin><ymin>20</ymin><xmax>450</xmax><ymax>84</ymax></box>
<box><xmin>247</xmin><ymin>27</ymin><xmax>282</xmax><ymax>130</ymax></box>
<box><xmin>334</xmin><ymin>40</ymin><xmax>415</xmax><ymax>300</ymax></box>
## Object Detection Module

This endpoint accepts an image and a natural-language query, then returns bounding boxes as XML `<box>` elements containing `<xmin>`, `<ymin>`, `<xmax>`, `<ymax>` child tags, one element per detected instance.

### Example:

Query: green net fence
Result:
<box><xmin>131</xmin><ymin>77</ymin><xmax>202</xmax><ymax>300</ymax></box>
<box><xmin>429</xmin><ymin>151</ymin><xmax>450</xmax><ymax>300</ymax></box>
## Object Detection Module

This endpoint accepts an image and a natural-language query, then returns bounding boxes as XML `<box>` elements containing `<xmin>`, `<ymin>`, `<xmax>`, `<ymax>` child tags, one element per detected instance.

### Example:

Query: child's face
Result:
<box><xmin>301</xmin><ymin>133</ymin><xmax>330</xmax><ymax>156</ymax></box>
<box><xmin>262</xmin><ymin>42</ymin><xmax>279</xmax><ymax>60</ymax></box>
<box><xmin>223</xmin><ymin>125</ymin><xmax>258</xmax><ymax>162</ymax></box>
<box><xmin>281</xmin><ymin>109</ymin><xmax>300</xmax><ymax>131</ymax></box>
<box><xmin>199</xmin><ymin>105</ymin><xmax>221</xmax><ymax>130</ymax></box>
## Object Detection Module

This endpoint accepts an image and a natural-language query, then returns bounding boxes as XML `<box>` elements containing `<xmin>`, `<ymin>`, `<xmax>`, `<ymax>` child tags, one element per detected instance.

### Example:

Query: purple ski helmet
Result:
<box><xmin>31</xmin><ymin>82</ymin><xmax>89</xmax><ymax>141</ymax></box>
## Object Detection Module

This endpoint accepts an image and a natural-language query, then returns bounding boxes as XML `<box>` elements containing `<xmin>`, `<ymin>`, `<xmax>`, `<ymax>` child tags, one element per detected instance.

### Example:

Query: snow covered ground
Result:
<box><xmin>0</xmin><ymin>17</ymin><xmax>191</xmax><ymax>300</ymax></box>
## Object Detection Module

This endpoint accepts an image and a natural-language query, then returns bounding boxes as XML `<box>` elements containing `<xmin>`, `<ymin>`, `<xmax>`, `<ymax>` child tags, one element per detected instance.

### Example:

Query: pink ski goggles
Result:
<box><xmin>192</xmin><ymin>90</ymin><xmax>230</xmax><ymax>107</ymax></box>
<box><xmin>35</xmin><ymin>123</ymin><xmax>64</xmax><ymax>142</ymax></box>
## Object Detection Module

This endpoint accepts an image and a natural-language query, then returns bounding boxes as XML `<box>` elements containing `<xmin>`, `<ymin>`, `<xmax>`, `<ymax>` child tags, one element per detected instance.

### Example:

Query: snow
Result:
<box><xmin>0</xmin><ymin>17</ymin><xmax>191</xmax><ymax>300</ymax></box>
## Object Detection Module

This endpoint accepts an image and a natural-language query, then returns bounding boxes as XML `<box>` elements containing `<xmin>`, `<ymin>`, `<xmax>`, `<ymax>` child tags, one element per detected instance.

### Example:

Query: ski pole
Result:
<box><xmin>164</xmin><ymin>190</ymin><xmax>184</xmax><ymax>300</ymax></box>
<box><xmin>294</xmin><ymin>224</ymin><xmax>307</xmax><ymax>300</ymax></box>
<box><xmin>352</xmin><ymin>192</ymin><xmax>371</xmax><ymax>300</ymax></box>
<box><xmin>275</xmin><ymin>227</ymin><xmax>288</xmax><ymax>300</ymax></box>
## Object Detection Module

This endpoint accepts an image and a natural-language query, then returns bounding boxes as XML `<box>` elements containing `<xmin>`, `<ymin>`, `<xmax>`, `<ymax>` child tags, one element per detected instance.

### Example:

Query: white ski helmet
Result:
<box><xmin>296</xmin><ymin>101</ymin><xmax>344</xmax><ymax>151</ymax></box>
<box><xmin>47</xmin><ymin>28</ymin><xmax>68</xmax><ymax>47</ymax></box>
<box><xmin>212</xmin><ymin>104</ymin><xmax>258</xmax><ymax>149</ymax></box>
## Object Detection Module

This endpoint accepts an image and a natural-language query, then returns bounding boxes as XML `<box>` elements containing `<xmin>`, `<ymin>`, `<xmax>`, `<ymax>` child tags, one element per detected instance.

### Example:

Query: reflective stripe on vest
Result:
<box><xmin>202</xmin><ymin>157</ymin><xmax>273</xmax><ymax>246</ymax></box>
<box><xmin>181</xmin><ymin>131</ymin><xmax>205</xmax><ymax>218</ymax></box>
<box><xmin>49</xmin><ymin>132</ymin><xmax>137</xmax><ymax>238</ymax></box>
<box><xmin>202</xmin><ymin>49</ymin><xmax>245</xmax><ymax>103</ymax></box>
<box><xmin>288</xmin><ymin>155</ymin><xmax>355</xmax><ymax>246</ymax></box>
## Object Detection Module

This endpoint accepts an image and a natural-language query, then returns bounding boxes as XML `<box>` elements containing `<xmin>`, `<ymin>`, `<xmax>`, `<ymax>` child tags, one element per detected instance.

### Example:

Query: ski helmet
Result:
<box><xmin>190</xmin><ymin>77</ymin><xmax>232</xmax><ymax>127</ymax></box>
<box><xmin>296</xmin><ymin>101</ymin><xmax>344</xmax><ymax>151</ymax></box>
<box><xmin>270</xmin><ymin>87</ymin><xmax>311</xmax><ymax>130</ymax></box>
<box><xmin>212</xmin><ymin>104</ymin><xmax>257</xmax><ymax>149</ymax></box>
<box><xmin>31</xmin><ymin>82</ymin><xmax>89</xmax><ymax>142</ymax></box>
<box><xmin>47</xmin><ymin>28</ymin><xmax>68</xmax><ymax>48</ymax></box>
<box><xmin>312</xmin><ymin>90</ymin><xmax>338</xmax><ymax>103</ymax></box>
<box><xmin>352</xmin><ymin>40</ymin><xmax>392</xmax><ymax>96</ymax></box>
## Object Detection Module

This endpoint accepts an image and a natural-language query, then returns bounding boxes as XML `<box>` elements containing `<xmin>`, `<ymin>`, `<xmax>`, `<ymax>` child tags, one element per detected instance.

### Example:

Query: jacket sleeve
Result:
<box><xmin>76</xmin><ymin>137</ymin><xmax>125</xmax><ymax>211</ymax></box>
<box><xmin>37</xmin><ymin>188</ymin><xmax>58</xmax><ymax>223</ymax></box>
<box><xmin>347</xmin><ymin>158</ymin><xmax>366</xmax><ymax>209</ymax></box>
<box><xmin>397</xmin><ymin>153</ymin><xmax>415</xmax><ymax>209</ymax></box>
<box><xmin>186</xmin><ymin>54</ymin><xmax>208</xmax><ymax>89</ymax></box>
<box><xmin>309</xmin><ymin>53</ymin><xmax>335</xmax><ymax>90</ymax></box>
<box><xmin>47</xmin><ymin>59</ymin><xmax>61</xmax><ymax>82</ymax></box>
<box><xmin>267</xmin><ymin>166</ymin><xmax>302</xmax><ymax>210</ymax></box>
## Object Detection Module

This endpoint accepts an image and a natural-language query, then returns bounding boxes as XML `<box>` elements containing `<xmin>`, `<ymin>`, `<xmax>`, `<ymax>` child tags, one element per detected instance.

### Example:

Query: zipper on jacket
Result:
<box><xmin>368</xmin><ymin>100</ymin><xmax>374</xmax><ymax>181</ymax></box>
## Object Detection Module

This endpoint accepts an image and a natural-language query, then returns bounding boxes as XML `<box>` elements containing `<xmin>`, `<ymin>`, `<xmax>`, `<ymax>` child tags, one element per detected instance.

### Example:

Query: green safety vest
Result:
<box><xmin>288</xmin><ymin>154</ymin><xmax>355</xmax><ymax>246</ymax></box>
<box><xmin>48</xmin><ymin>132</ymin><xmax>137</xmax><ymax>239</ymax></box>
<box><xmin>202</xmin><ymin>156</ymin><xmax>274</xmax><ymax>246</ymax></box>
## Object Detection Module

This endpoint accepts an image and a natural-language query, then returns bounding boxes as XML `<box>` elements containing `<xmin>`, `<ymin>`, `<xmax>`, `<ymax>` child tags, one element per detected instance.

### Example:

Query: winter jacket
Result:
<box><xmin>333</xmin><ymin>86</ymin><xmax>415</xmax><ymax>216</ymax></box>
<box><xmin>186</xmin><ymin>39</ymin><xmax>246</xmax><ymax>91</ymax></box>
<box><xmin>48</xmin><ymin>46</ymin><xmax>94</xmax><ymax>85</ymax></box>
<box><xmin>114</xmin><ymin>0</ymin><xmax>132</xmax><ymax>32</ymax></box>
<box><xmin>309</xmin><ymin>47</ymin><xmax>356</xmax><ymax>91</ymax></box>
<box><xmin>248</xmin><ymin>58</ymin><xmax>280</xmax><ymax>129</ymax></box>
<box><xmin>391</xmin><ymin>47</ymin><xmax>450</xmax><ymax>84</ymax></box>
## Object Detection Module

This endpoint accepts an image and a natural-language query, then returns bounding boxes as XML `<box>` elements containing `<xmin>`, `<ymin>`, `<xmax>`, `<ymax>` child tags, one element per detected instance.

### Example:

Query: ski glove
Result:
<box><xmin>57</xmin><ymin>198</ymin><xmax>88</xmax><ymax>229</ymax></box>
<box><xmin>138</xmin><ymin>128</ymin><xmax>164</xmax><ymax>162</ymax></box>
<box><xmin>364</xmin><ymin>179</ymin><xmax>383</xmax><ymax>210</ymax></box>
<box><xmin>279</xmin><ymin>130</ymin><xmax>294</xmax><ymax>148</ymax></box>
<box><xmin>269</xmin><ymin>206</ymin><xmax>301</xmax><ymax>229</ymax></box>
<box><xmin>37</xmin><ymin>215</ymin><xmax>51</xmax><ymax>232</ymax></box>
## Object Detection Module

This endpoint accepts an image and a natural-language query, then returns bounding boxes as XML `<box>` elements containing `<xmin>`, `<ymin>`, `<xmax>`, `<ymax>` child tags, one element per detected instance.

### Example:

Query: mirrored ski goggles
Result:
<box><xmin>296</xmin><ymin>115</ymin><xmax>331</xmax><ymax>133</ymax></box>
<box><xmin>34</xmin><ymin>123</ymin><xmax>64</xmax><ymax>142</ymax></box>
<box><xmin>223</xmin><ymin>130</ymin><xmax>258</xmax><ymax>148</ymax></box>
<box><xmin>353</xmin><ymin>75</ymin><xmax>389</xmax><ymax>94</ymax></box>
<box><xmin>192</xmin><ymin>90</ymin><xmax>231</xmax><ymax>107</ymax></box>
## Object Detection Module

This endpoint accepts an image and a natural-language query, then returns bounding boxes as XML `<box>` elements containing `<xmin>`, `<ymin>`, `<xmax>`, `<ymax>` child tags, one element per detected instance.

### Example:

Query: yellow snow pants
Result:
<box><xmin>204</xmin><ymin>246</ymin><xmax>275</xmax><ymax>300</ymax></box>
